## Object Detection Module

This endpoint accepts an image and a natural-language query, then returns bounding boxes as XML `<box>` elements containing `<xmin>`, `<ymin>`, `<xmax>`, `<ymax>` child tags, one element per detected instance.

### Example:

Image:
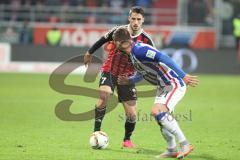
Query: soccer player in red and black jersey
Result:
<box><xmin>84</xmin><ymin>6</ymin><xmax>154</xmax><ymax>148</ymax></box>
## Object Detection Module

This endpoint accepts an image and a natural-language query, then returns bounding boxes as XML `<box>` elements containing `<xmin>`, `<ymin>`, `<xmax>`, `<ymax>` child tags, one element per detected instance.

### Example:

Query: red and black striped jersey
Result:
<box><xmin>101</xmin><ymin>25</ymin><xmax>155</xmax><ymax>77</ymax></box>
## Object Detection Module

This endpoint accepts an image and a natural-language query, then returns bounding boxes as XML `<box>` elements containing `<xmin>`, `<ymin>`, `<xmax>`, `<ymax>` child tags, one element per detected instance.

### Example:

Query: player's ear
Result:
<box><xmin>142</xmin><ymin>17</ymin><xmax>145</xmax><ymax>23</ymax></box>
<box><xmin>128</xmin><ymin>16</ymin><xmax>131</xmax><ymax>22</ymax></box>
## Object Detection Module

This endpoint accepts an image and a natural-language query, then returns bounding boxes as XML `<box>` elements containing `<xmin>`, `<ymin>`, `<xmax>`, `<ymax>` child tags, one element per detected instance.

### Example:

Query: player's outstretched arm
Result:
<box><xmin>183</xmin><ymin>74</ymin><xmax>199</xmax><ymax>87</ymax></box>
<box><xmin>156</xmin><ymin>52</ymin><xmax>186</xmax><ymax>79</ymax></box>
<box><xmin>84</xmin><ymin>35</ymin><xmax>111</xmax><ymax>66</ymax></box>
<box><xmin>137</xmin><ymin>46</ymin><xmax>186</xmax><ymax>79</ymax></box>
<box><xmin>155</xmin><ymin>51</ymin><xmax>199</xmax><ymax>87</ymax></box>
<box><xmin>84</xmin><ymin>25</ymin><xmax>118</xmax><ymax>66</ymax></box>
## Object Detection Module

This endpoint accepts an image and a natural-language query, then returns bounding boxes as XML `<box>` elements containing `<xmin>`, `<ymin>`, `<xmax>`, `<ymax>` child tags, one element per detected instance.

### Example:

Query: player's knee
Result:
<box><xmin>97</xmin><ymin>92</ymin><xmax>110</xmax><ymax>107</ymax></box>
<box><xmin>151</xmin><ymin>104</ymin><xmax>168</xmax><ymax>116</ymax></box>
<box><xmin>151</xmin><ymin>107</ymin><xmax>160</xmax><ymax>117</ymax></box>
<box><xmin>100</xmin><ymin>92</ymin><xmax>110</xmax><ymax>102</ymax></box>
<box><xmin>151</xmin><ymin>109</ymin><xmax>157</xmax><ymax>117</ymax></box>
<box><xmin>124</xmin><ymin>100</ymin><xmax>136</xmax><ymax>106</ymax></box>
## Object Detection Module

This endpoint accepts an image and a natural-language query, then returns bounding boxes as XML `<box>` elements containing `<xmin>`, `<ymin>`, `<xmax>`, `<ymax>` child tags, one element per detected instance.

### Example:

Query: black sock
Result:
<box><xmin>124</xmin><ymin>120</ymin><xmax>136</xmax><ymax>141</ymax></box>
<box><xmin>94</xmin><ymin>106</ymin><xmax>106</xmax><ymax>132</ymax></box>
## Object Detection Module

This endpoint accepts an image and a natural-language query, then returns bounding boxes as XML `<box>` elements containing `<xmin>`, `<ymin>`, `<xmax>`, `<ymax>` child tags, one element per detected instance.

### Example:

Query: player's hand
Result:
<box><xmin>84</xmin><ymin>52</ymin><xmax>92</xmax><ymax>66</ymax></box>
<box><xmin>117</xmin><ymin>75</ymin><xmax>129</xmax><ymax>85</ymax></box>
<box><xmin>183</xmin><ymin>74</ymin><xmax>199</xmax><ymax>87</ymax></box>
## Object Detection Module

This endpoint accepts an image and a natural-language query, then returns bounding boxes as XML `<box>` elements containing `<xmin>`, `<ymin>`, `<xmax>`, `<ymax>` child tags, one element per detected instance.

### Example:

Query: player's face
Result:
<box><xmin>128</xmin><ymin>12</ymin><xmax>144</xmax><ymax>32</ymax></box>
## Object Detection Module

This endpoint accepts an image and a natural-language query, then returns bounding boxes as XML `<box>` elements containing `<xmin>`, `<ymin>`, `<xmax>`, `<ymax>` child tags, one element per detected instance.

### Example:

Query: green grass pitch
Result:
<box><xmin>0</xmin><ymin>73</ymin><xmax>240</xmax><ymax>160</ymax></box>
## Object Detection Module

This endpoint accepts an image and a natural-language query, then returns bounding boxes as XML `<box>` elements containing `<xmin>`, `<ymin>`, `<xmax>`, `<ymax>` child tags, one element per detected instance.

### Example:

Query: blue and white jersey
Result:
<box><xmin>129</xmin><ymin>43</ymin><xmax>186</xmax><ymax>88</ymax></box>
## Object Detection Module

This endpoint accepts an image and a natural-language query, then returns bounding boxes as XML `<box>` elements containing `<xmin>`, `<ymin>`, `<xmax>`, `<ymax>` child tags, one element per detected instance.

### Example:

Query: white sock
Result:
<box><xmin>161</xmin><ymin>127</ymin><xmax>177</xmax><ymax>149</ymax></box>
<box><xmin>160</xmin><ymin>113</ymin><xmax>186</xmax><ymax>143</ymax></box>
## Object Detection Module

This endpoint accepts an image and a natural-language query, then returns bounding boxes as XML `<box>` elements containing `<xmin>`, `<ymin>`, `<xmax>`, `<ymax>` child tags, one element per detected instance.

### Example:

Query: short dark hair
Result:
<box><xmin>113</xmin><ymin>27</ymin><xmax>131</xmax><ymax>42</ymax></box>
<box><xmin>129</xmin><ymin>6</ymin><xmax>144</xmax><ymax>16</ymax></box>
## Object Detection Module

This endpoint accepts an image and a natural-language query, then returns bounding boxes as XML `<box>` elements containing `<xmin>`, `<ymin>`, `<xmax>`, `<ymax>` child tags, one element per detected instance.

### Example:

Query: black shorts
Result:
<box><xmin>99</xmin><ymin>72</ymin><xmax>137</xmax><ymax>102</ymax></box>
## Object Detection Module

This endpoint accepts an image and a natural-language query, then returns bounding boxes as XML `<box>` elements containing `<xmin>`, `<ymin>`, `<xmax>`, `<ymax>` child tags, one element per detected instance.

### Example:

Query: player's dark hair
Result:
<box><xmin>113</xmin><ymin>27</ymin><xmax>131</xmax><ymax>42</ymax></box>
<box><xmin>129</xmin><ymin>6</ymin><xmax>144</xmax><ymax>16</ymax></box>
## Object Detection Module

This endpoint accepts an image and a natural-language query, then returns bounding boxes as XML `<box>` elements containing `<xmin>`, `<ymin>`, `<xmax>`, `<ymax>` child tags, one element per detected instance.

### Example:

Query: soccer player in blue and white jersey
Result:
<box><xmin>113</xmin><ymin>27</ymin><xmax>199</xmax><ymax>159</ymax></box>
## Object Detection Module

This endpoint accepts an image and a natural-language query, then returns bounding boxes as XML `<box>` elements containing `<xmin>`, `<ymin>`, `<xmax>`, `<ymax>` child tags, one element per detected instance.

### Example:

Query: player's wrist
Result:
<box><xmin>85</xmin><ymin>51</ymin><xmax>92</xmax><ymax>55</ymax></box>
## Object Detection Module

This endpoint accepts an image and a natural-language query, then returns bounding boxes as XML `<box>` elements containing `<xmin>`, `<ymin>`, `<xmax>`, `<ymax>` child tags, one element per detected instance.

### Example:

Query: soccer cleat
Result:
<box><xmin>176</xmin><ymin>144</ymin><xmax>193</xmax><ymax>159</ymax></box>
<box><xmin>122</xmin><ymin>140</ymin><xmax>135</xmax><ymax>148</ymax></box>
<box><xmin>155</xmin><ymin>148</ymin><xmax>178</xmax><ymax>158</ymax></box>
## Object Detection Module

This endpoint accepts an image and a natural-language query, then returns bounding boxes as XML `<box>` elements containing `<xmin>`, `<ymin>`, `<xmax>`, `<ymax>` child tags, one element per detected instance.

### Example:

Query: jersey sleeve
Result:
<box><xmin>88</xmin><ymin>36</ymin><xmax>109</xmax><ymax>54</ymax></box>
<box><xmin>88</xmin><ymin>26</ymin><xmax>117</xmax><ymax>54</ymax></box>
<box><xmin>103</xmin><ymin>26</ymin><xmax>118</xmax><ymax>40</ymax></box>
<box><xmin>133</xmin><ymin>44</ymin><xmax>186</xmax><ymax>78</ymax></box>
<box><xmin>154</xmin><ymin>50</ymin><xmax>186</xmax><ymax>78</ymax></box>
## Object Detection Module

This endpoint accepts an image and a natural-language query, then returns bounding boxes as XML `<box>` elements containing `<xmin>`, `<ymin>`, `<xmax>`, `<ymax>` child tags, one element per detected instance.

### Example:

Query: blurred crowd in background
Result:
<box><xmin>0</xmin><ymin>0</ymin><xmax>218</xmax><ymax>24</ymax></box>
<box><xmin>0</xmin><ymin>0</ymin><xmax>240</xmax><ymax>47</ymax></box>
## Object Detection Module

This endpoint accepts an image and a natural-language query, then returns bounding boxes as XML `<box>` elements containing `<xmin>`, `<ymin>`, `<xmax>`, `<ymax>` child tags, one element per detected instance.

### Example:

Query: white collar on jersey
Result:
<box><xmin>127</xmin><ymin>24</ymin><xmax>143</xmax><ymax>38</ymax></box>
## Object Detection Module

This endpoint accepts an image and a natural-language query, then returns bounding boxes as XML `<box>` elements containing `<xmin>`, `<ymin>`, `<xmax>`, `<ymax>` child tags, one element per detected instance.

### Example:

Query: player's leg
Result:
<box><xmin>122</xmin><ymin>100</ymin><xmax>137</xmax><ymax>148</ymax></box>
<box><xmin>117</xmin><ymin>84</ymin><xmax>137</xmax><ymax>148</ymax></box>
<box><xmin>94</xmin><ymin>86</ymin><xmax>111</xmax><ymax>132</ymax></box>
<box><xmin>152</xmin><ymin>103</ymin><xmax>179</xmax><ymax>158</ymax></box>
<box><xmin>153</xmin><ymin>85</ymin><xmax>192</xmax><ymax>158</ymax></box>
<box><xmin>155</xmin><ymin>127</ymin><xmax>178</xmax><ymax>158</ymax></box>
<box><xmin>152</xmin><ymin>103</ymin><xmax>187</xmax><ymax>147</ymax></box>
<box><xmin>94</xmin><ymin>72</ymin><xmax>115</xmax><ymax>132</ymax></box>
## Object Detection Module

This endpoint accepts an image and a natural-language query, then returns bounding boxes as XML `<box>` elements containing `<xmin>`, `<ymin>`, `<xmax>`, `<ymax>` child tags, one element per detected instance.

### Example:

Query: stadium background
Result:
<box><xmin>0</xmin><ymin>0</ymin><xmax>240</xmax><ymax>160</ymax></box>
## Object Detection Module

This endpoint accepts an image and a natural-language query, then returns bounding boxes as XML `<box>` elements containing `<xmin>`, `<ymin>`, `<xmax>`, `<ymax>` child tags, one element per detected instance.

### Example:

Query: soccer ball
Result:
<box><xmin>89</xmin><ymin>131</ymin><xmax>109</xmax><ymax>149</ymax></box>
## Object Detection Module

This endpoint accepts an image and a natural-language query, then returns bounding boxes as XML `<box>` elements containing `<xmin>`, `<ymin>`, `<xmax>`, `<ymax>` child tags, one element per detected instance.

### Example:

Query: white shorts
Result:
<box><xmin>154</xmin><ymin>84</ymin><xmax>186</xmax><ymax>112</ymax></box>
